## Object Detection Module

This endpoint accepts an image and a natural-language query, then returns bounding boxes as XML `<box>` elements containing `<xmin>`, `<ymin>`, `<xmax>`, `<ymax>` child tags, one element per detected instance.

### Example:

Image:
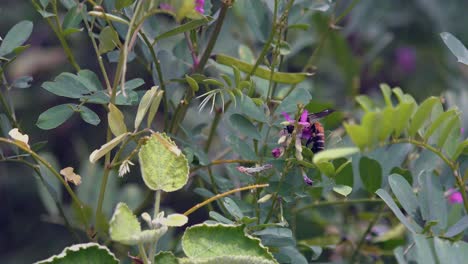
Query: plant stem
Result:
<box><xmin>350</xmin><ymin>204</ymin><xmax>385</xmax><ymax>263</ymax></box>
<box><xmin>0</xmin><ymin>138</ymin><xmax>89</xmax><ymax>229</ymax></box>
<box><xmin>184</xmin><ymin>184</ymin><xmax>269</xmax><ymax>216</ymax></box>
<box><xmin>138</xmin><ymin>243</ymin><xmax>150</xmax><ymax>264</ymax></box>
<box><xmin>204</xmin><ymin>109</ymin><xmax>222</xmax><ymax>152</ymax></box>
<box><xmin>195</xmin><ymin>0</ymin><xmax>231</xmax><ymax>73</ymax></box>
<box><xmin>293</xmin><ymin>198</ymin><xmax>383</xmax><ymax>213</ymax></box>
<box><xmin>148</xmin><ymin>190</ymin><xmax>162</xmax><ymax>261</ymax></box>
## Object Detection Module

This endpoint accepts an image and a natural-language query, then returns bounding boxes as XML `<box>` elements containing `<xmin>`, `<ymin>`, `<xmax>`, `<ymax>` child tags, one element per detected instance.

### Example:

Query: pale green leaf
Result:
<box><xmin>408</xmin><ymin>97</ymin><xmax>440</xmax><ymax>137</ymax></box>
<box><xmin>312</xmin><ymin>147</ymin><xmax>359</xmax><ymax>164</ymax></box>
<box><xmin>34</xmin><ymin>242</ymin><xmax>118</xmax><ymax>264</ymax></box>
<box><xmin>162</xmin><ymin>213</ymin><xmax>188</xmax><ymax>227</ymax></box>
<box><xmin>138</xmin><ymin>133</ymin><xmax>189</xmax><ymax>192</ymax></box>
<box><xmin>389</xmin><ymin>174</ymin><xmax>419</xmax><ymax>220</ymax></box>
<box><xmin>229</xmin><ymin>113</ymin><xmax>261</xmax><ymax>140</ymax></box>
<box><xmin>440</xmin><ymin>32</ymin><xmax>468</xmax><ymax>66</ymax></box>
<box><xmin>147</xmin><ymin>90</ymin><xmax>164</xmax><ymax>128</ymax></box>
<box><xmin>179</xmin><ymin>256</ymin><xmax>275</xmax><ymax>264</ymax></box>
<box><xmin>98</xmin><ymin>26</ymin><xmax>119</xmax><ymax>54</ymax></box>
<box><xmin>333</xmin><ymin>185</ymin><xmax>352</xmax><ymax>197</ymax></box>
<box><xmin>109</xmin><ymin>203</ymin><xmax>141</xmax><ymax>245</ymax></box>
<box><xmin>108</xmin><ymin>104</ymin><xmax>127</xmax><ymax>136</ymax></box>
<box><xmin>380</xmin><ymin>84</ymin><xmax>393</xmax><ymax>108</ymax></box>
<box><xmin>89</xmin><ymin>132</ymin><xmax>130</xmax><ymax>163</ymax></box>
<box><xmin>181</xmin><ymin>224</ymin><xmax>276</xmax><ymax>262</ymax></box>
<box><xmin>134</xmin><ymin>86</ymin><xmax>158</xmax><ymax>130</ymax></box>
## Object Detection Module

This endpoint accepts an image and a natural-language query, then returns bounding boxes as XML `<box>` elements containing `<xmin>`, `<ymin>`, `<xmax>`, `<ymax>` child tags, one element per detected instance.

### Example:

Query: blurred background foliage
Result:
<box><xmin>1</xmin><ymin>0</ymin><xmax>468</xmax><ymax>263</ymax></box>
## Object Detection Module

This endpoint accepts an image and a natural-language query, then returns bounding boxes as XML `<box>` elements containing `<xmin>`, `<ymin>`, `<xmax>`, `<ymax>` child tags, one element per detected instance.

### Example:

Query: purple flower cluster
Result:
<box><xmin>195</xmin><ymin>0</ymin><xmax>204</xmax><ymax>14</ymax></box>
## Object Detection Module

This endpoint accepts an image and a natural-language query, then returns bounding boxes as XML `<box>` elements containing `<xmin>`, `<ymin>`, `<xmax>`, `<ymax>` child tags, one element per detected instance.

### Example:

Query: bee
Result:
<box><xmin>285</xmin><ymin>109</ymin><xmax>335</xmax><ymax>153</ymax></box>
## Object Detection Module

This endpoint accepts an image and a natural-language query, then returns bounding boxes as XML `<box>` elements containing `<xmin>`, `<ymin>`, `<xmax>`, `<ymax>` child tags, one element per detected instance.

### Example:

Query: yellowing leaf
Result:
<box><xmin>161</xmin><ymin>213</ymin><xmax>188</xmax><ymax>227</ymax></box>
<box><xmin>108</xmin><ymin>103</ymin><xmax>127</xmax><ymax>136</ymax></box>
<box><xmin>60</xmin><ymin>167</ymin><xmax>82</xmax><ymax>185</ymax></box>
<box><xmin>89</xmin><ymin>132</ymin><xmax>130</xmax><ymax>163</ymax></box>
<box><xmin>134</xmin><ymin>86</ymin><xmax>159</xmax><ymax>130</ymax></box>
<box><xmin>8</xmin><ymin>128</ymin><xmax>30</xmax><ymax>148</ymax></box>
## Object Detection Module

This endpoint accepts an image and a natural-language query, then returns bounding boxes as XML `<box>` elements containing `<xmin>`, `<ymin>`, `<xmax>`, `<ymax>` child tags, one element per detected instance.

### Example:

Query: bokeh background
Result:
<box><xmin>1</xmin><ymin>0</ymin><xmax>468</xmax><ymax>263</ymax></box>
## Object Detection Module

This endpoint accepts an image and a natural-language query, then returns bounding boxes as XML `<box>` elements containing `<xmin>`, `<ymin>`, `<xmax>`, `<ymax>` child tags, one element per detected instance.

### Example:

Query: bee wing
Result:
<box><xmin>308</xmin><ymin>109</ymin><xmax>335</xmax><ymax>121</ymax></box>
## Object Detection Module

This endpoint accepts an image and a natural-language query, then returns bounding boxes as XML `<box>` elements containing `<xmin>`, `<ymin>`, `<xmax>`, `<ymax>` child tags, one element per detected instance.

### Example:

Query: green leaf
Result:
<box><xmin>408</xmin><ymin>97</ymin><xmax>440</xmax><ymax>137</ymax></box>
<box><xmin>440</xmin><ymin>32</ymin><xmax>468</xmax><ymax>65</ymax></box>
<box><xmin>316</xmin><ymin>161</ymin><xmax>335</xmax><ymax>178</ymax></box>
<box><xmin>226</xmin><ymin>135</ymin><xmax>257</xmax><ymax>160</ymax></box>
<box><xmin>214</xmin><ymin>54</ymin><xmax>312</xmax><ymax>84</ymax></box>
<box><xmin>154</xmin><ymin>17</ymin><xmax>213</xmax><ymax>42</ymax></box>
<box><xmin>335</xmin><ymin>160</ymin><xmax>353</xmax><ymax>187</ymax></box>
<box><xmin>378</xmin><ymin>107</ymin><xmax>396</xmax><ymax>142</ymax></box>
<box><xmin>312</xmin><ymin>147</ymin><xmax>359</xmax><ymax>164</ymax></box>
<box><xmin>42</xmin><ymin>72</ymin><xmax>90</xmax><ymax>98</ymax></box>
<box><xmin>185</xmin><ymin>75</ymin><xmax>199</xmax><ymax>92</ymax></box>
<box><xmin>276</xmin><ymin>87</ymin><xmax>312</xmax><ymax>113</ymax></box>
<box><xmin>376</xmin><ymin>189</ymin><xmax>422</xmax><ymax>233</ymax></box>
<box><xmin>445</xmin><ymin>215</ymin><xmax>468</xmax><ymax>237</ymax></box>
<box><xmin>11</xmin><ymin>76</ymin><xmax>33</xmax><ymax>89</ymax></box>
<box><xmin>34</xmin><ymin>242</ymin><xmax>118</xmax><ymax>264</ymax></box>
<box><xmin>138</xmin><ymin>133</ymin><xmax>189</xmax><ymax>192</ymax></box>
<box><xmin>0</xmin><ymin>20</ymin><xmax>33</xmax><ymax>57</ymax></box>
<box><xmin>155</xmin><ymin>251</ymin><xmax>179</xmax><ymax>264</ymax></box>
<box><xmin>380</xmin><ymin>84</ymin><xmax>393</xmax><ymax>108</ymax></box>
<box><xmin>147</xmin><ymin>90</ymin><xmax>164</xmax><ymax>128</ymax></box>
<box><xmin>390</xmin><ymin>167</ymin><xmax>413</xmax><ymax>185</ymax></box>
<box><xmin>62</xmin><ymin>27</ymin><xmax>82</xmax><ymax>37</ymax></box>
<box><xmin>393</xmin><ymin>102</ymin><xmax>416</xmax><ymax>137</ymax></box>
<box><xmin>223</xmin><ymin>197</ymin><xmax>244</xmax><ymax>220</ymax></box>
<box><xmin>98</xmin><ymin>26</ymin><xmax>119</xmax><ymax>54</ymax></box>
<box><xmin>423</xmin><ymin>108</ymin><xmax>458</xmax><ymax>141</ymax></box>
<box><xmin>36</xmin><ymin>104</ymin><xmax>74</xmax><ymax>130</ymax></box>
<box><xmin>163</xmin><ymin>213</ymin><xmax>188</xmax><ymax>227</ymax></box>
<box><xmin>452</xmin><ymin>139</ymin><xmax>468</xmax><ymax>160</ymax></box>
<box><xmin>77</xmin><ymin>70</ymin><xmax>103</xmax><ymax>91</ymax></box>
<box><xmin>108</xmin><ymin>104</ymin><xmax>127</xmax><ymax>136</ymax></box>
<box><xmin>109</xmin><ymin>203</ymin><xmax>141</xmax><ymax>245</ymax></box>
<box><xmin>135</xmin><ymin>86</ymin><xmax>160</xmax><ymax>130</ymax></box>
<box><xmin>239</xmin><ymin>96</ymin><xmax>266</xmax><ymax>122</ymax></box>
<box><xmin>436</xmin><ymin>114</ymin><xmax>460</xmax><ymax>149</ymax></box>
<box><xmin>79</xmin><ymin>106</ymin><xmax>100</xmax><ymax>125</ymax></box>
<box><xmin>89</xmin><ymin>132</ymin><xmax>130</xmax><ymax>163</ymax></box>
<box><xmin>389</xmin><ymin>174</ymin><xmax>418</xmax><ymax>220</ymax></box>
<box><xmin>181</xmin><ymin>224</ymin><xmax>276</xmax><ymax>262</ymax></box>
<box><xmin>229</xmin><ymin>114</ymin><xmax>261</xmax><ymax>140</ymax></box>
<box><xmin>344</xmin><ymin>123</ymin><xmax>368</xmax><ymax>150</ymax></box>
<box><xmin>62</xmin><ymin>5</ymin><xmax>82</xmax><ymax>30</ymax></box>
<box><xmin>253</xmin><ymin>228</ymin><xmax>294</xmax><ymax>247</ymax></box>
<box><xmin>359</xmin><ymin>156</ymin><xmax>382</xmax><ymax>194</ymax></box>
<box><xmin>179</xmin><ymin>256</ymin><xmax>275</xmax><ymax>264</ymax></box>
<box><xmin>413</xmin><ymin>234</ymin><xmax>436</xmax><ymax>264</ymax></box>
<box><xmin>238</xmin><ymin>44</ymin><xmax>255</xmax><ymax>64</ymax></box>
<box><xmin>117</xmin><ymin>78</ymin><xmax>145</xmax><ymax>91</ymax></box>
<box><xmin>355</xmin><ymin>95</ymin><xmax>375</xmax><ymax>112</ymax></box>
<box><xmin>115</xmin><ymin>0</ymin><xmax>135</xmax><ymax>10</ymax></box>
<box><xmin>333</xmin><ymin>185</ymin><xmax>352</xmax><ymax>197</ymax></box>
<box><xmin>418</xmin><ymin>171</ymin><xmax>447</xmax><ymax>231</ymax></box>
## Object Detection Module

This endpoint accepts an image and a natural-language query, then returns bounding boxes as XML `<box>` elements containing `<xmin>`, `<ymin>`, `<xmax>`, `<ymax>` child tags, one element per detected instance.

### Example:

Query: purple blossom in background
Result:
<box><xmin>395</xmin><ymin>46</ymin><xmax>416</xmax><ymax>73</ymax></box>
<box><xmin>272</xmin><ymin>147</ymin><xmax>284</xmax><ymax>158</ymax></box>
<box><xmin>159</xmin><ymin>3</ymin><xmax>173</xmax><ymax>12</ymax></box>
<box><xmin>447</xmin><ymin>188</ymin><xmax>463</xmax><ymax>204</ymax></box>
<box><xmin>195</xmin><ymin>0</ymin><xmax>204</xmax><ymax>14</ymax></box>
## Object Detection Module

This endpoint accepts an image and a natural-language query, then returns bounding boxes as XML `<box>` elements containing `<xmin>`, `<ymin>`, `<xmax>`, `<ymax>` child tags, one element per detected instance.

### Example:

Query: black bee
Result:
<box><xmin>285</xmin><ymin>109</ymin><xmax>334</xmax><ymax>153</ymax></box>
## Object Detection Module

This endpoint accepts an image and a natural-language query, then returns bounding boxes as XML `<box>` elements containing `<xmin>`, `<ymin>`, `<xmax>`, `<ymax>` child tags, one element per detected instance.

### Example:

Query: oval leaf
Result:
<box><xmin>109</xmin><ymin>203</ymin><xmax>141</xmax><ymax>245</ymax></box>
<box><xmin>181</xmin><ymin>224</ymin><xmax>276</xmax><ymax>262</ymax></box>
<box><xmin>312</xmin><ymin>147</ymin><xmax>359</xmax><ymax>164</ymax></box>
<box><xmin>36</xmin><ymin>104</ymin><xmax>74</xmax><ymax>130</ymax></box>
<box><xmin>138</xmin><ymin>133</ymin><xmax>189</xmax><ymax>192</ymax></box>
<box><xmin>108</xmin><ymin>103</ymin><xmax>127</xmax><ymax>136</ymax></box>
<box><xmin>229</xmin><ymin>113</ymin><xmax>261</xmax><ymax>140</ymax></box>
<box><xmin>0</xmin><ymin>20</ymin><xmax>33</xmax><ymax>57</ymax></box>
<box><xmin>80</xmin><ymin>106</ymin><xmax>100</xmax><ymax>126</ymax></box>
<box><xmin>34</xmin><ymin>242</ymin><xmax>118</xmax><ymax>264</ymax></box>
<box><xmin>359</xmin><ymin>156</ymin><xmax>382</xmax><ymax>194</ymax></box>
<box><xmin>134</xmin><ymin>86</ymin><xmax>158</xmax><ymax>130</ymax></box>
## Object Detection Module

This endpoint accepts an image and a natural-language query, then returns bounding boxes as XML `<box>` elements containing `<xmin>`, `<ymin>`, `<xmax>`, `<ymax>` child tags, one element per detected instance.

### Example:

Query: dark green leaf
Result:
<box><xmin>452</xmin><ymin>139</ymin><xmax>468</xmax><ymax>160</ymax></box>
<box><xmin>359</xmin><ymin>156</ymin><xmax>382</xmax><ymax>194</ymax></box>
<box><xmin>0</xmin><ymin>20</ymin><xmax>33</xmax><ymax>57</ymax></box>
<box><xmin>78</xmin><ymin>70</ymin><xmax>103</xmax><ymax>91</ymax></box>
<box><xmin>42</xmin><ymin>72</ymin><xmax>90</xmax><ymax>98</ymax></box>
<box><xmin>62</xmin><ymin>5</ymin><xmax>83</xmax><ymax>30</ymax></box>
<box><xmin>185</xmin><ymin>75</ymin><xmax>199</xmax><ymax>92</ymax></box>
<box><xmin>287</xmin><ymin>23</ymin><xmax>309</xmax><ymax>31</ymax></box>
<box><xmin>376</xmin><ymin>189</ymin><xmax>422</xmax><ymax>233</ymax></box>
<box><xmin>226</xmin><ymin>135</ymin><xmax>257</xmax><ymax>160</ymax></box>
<box><xmin>62</xmin><ymin>27</ymin><xmax>82</xmax><ymax>37</ymax></box>
<box><xmin>254</xmin><ymin>228</ymin><xmax>295</xmax><ymax>247</ymax></box>
<box><xmin>209</xmin><ymin>211</ymin><xmax>234</xmax><ymax>224</ymax></box>
<box><xmin>116</xmin><ymin>78</ymin><xmax>145</xmax><ymax>91</ymax></box>
<box><xmin>98</xmin><ymin>26</ymin><xmax>119</xmax><ymax>54</ymax></box>
<box><xmin>36</xmin><ymin>104</ymin><xmax>74</xmax><ymax>130</ymax></box>
<box><xmin>223</xmin><ymin>197</ymin><xmax>244</xmax><ymax>220</ymax></box>
<box><xmin>239</xmin><ymin>96</ymin><xmax>266</xmax><ymax>122</ymax></box>
<box><xmin>154</xmin><ymin>251</ymin><xmax>178</xmax><ymax>264</ymax></box>
<box><xmin>229</xmin><ymin>113</ymin><xmax>261</xmax><ymax>140</ymax></box>
<box><xmin>34</xmin><ymin>243</ymin><xmax>118</xmax><ymax>264</ymax></box>
<box><xmin>335</xmin><ymin>161</ymin><xmax>353</xmax><ymax>187</ymax></box>
<box><xmin>390</xmin><ymin>167</ymin><xmax>413</xmax><ymax>185</ymax></box>
<box><xmin>79</xmin><ymin>106</ymin><xmax>100</xmax><ymax>125</ymax></box>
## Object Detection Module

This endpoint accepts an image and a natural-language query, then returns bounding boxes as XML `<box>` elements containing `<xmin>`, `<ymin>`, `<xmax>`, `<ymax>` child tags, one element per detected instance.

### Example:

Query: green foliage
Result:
<box><xmin>138</xmin><ymin>133</ymin><xmax>189</xmax><ymax>192</ymax></box>
<box><xmin>0</xmin><ymin>20</ymin><xmax>33</xmax><ymax>57</ymax></box>
<box><xmin>34</xmin><ymin>243</ymin><xmax>118</xmax><ymax>264</ymax></box>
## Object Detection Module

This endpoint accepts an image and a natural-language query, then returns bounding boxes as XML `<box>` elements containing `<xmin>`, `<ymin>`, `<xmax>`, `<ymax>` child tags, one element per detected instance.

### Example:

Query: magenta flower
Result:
<box><xmin>272</xmin><ymin>147</ymin><xmax>284</xmax><ymax>158</ymax></box>
<box><xmin>447</xmin><ymin>188</ymin><xmax>463</xmax><ymax>204</ymax></box>
<box><xmin>195</xmin><ymin>0</ymin><xmax>204</xmax><ymax>14</ymax></box>
<box><xmin>395</xmin><ymin>46</ymin><xmax>416</xmax><ymax>73</ymax></box>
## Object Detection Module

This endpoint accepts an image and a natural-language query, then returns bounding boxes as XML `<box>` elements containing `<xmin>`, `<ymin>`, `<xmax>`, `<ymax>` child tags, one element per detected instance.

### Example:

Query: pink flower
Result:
<box><xmin>303</xmin><ymin>174</ymin><xmax>313</xmax><ymax>186</ymax></box>
<box><xmin>448</xmin><ymin>189</ymin><xmax>463</xmax><ymax>204</ymax></box>
<box><xmin>272</xmin><ymin>147</ymin><xmax>284</xmax><ymax>158</ymax></box>
<box><xmin>195</xmin><ymin>0</ymin><xmax>204</xmax><ymax>14</ymax></box>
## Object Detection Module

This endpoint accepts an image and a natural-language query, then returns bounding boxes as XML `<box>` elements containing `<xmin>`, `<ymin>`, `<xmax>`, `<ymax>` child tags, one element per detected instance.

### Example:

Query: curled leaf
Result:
<box><xmin>60</xmin><ymin>167</ymin><xmax>82</xmax><ymax>186</ymax></box>
<box><xmin>8</xmin><ymin>128</ymin><xmax>30</xmax><ymax>148</ymax></box>
<box><xmin>89</xmin><ymin>132</ymin><xmax>130</xmax><ymax>163</ymax></box>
